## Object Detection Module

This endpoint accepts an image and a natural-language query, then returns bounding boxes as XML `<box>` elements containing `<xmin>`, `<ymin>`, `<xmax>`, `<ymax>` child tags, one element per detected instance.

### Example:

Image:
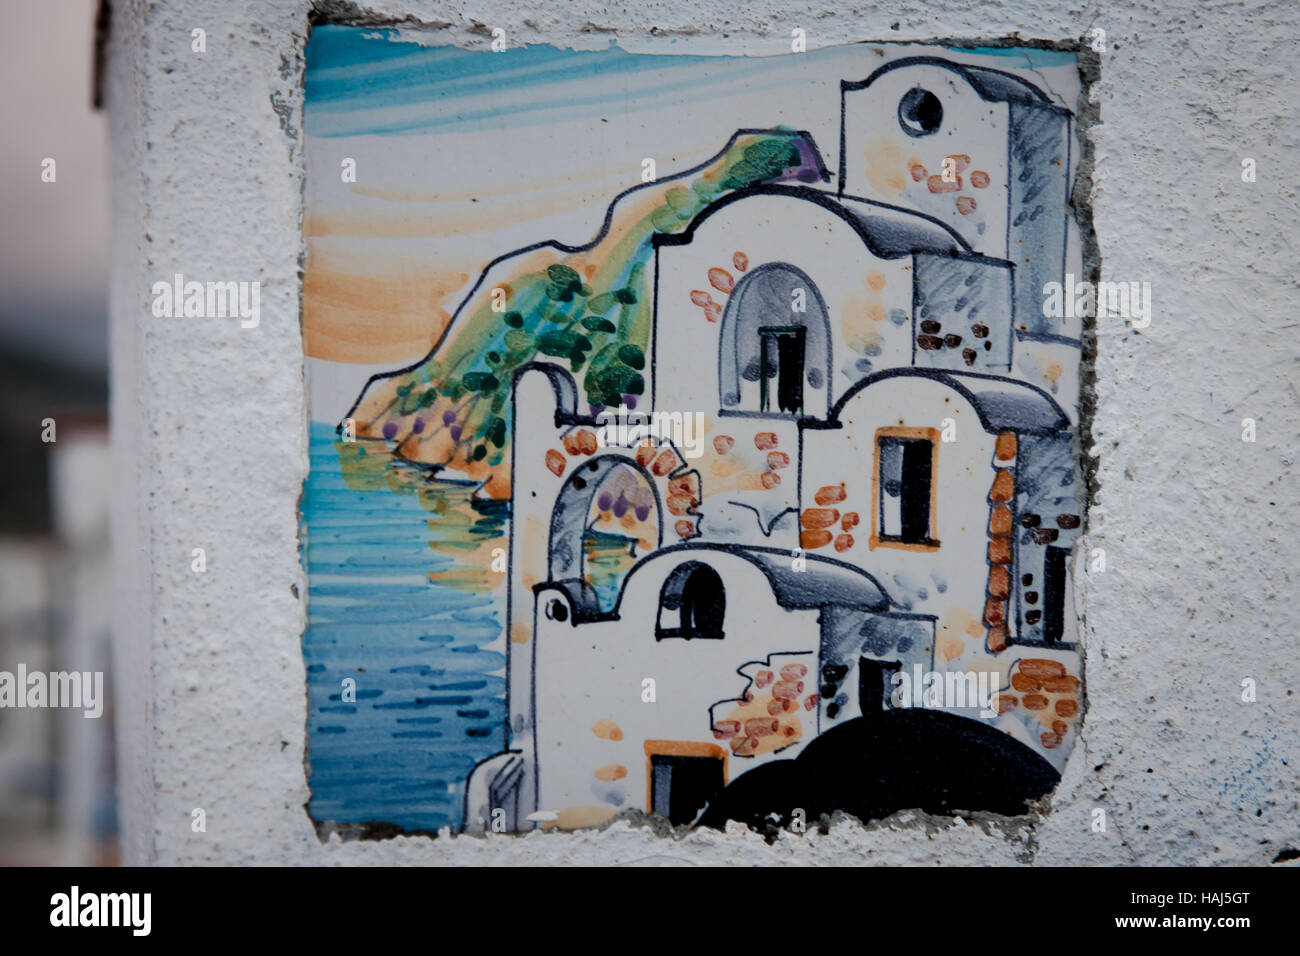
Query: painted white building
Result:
<box><xmin>467</xmin><ymin>58</ymin><xmax>1087</xmax><ymax>832</ymax></box>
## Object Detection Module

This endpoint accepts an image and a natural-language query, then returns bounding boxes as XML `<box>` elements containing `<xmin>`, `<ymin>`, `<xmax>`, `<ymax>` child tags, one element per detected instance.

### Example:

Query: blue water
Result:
<box><xmin>301</xmin><ymin>421</ymin><xmax>507</xmax><ymax>833</ymax></box>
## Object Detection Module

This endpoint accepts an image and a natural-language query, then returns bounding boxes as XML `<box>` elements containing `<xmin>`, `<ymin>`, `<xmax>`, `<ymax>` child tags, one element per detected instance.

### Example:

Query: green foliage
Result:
<box><xmin>720</xmin><ymin>139</ymin><xmax>802</xmax><ymax>191</ymax></box>
<box><xmin>537</xmin><ymin>329</ymin><xmax>592</xmax><ymax>361</ymax></box>
<box><xmin>461</xmin><ymin>371</ymin><xmax>500</xmax><ymax>393</ymax></box>
<box><xmin>581</xmin><ymin>315</ymin><xmax>617</xmax><ymax>334</ymax></box>
<box><xmin>544</xmin><ymin>264</ymin><xmax>584</xmax><ymax>301</ymax></box>
<box><xmin>617</xmin><ymin>344</ymin><xmax>645</xmax><ymax>370</ymax></box>
<box><xmin>584</xmin><ymin>342</ymin><xmax>646</xmax><ymax>408</ymax></box>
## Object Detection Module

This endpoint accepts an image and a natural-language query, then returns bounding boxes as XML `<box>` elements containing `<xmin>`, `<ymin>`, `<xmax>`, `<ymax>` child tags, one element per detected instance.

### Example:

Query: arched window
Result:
<box><xmin>655</xmin><ymin>562</ymin><xmax>725</xmax><ymax>640</ymax></box>
<box><xmin>718</xmin><ymin>263</ymin><xmax>831</xmax><ymax>419</ymax></box>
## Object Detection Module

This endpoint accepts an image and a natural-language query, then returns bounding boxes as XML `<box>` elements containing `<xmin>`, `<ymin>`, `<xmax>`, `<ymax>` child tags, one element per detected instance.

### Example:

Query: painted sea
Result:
<box><xmin>300</xmin><ymin>420</ymin><xmax>509</xmax><ymax>833</ymax></box>
<box><xmin>302</xmin><ymin>420</ymin><xmax>643</xmax><ymax>832</ymax></box>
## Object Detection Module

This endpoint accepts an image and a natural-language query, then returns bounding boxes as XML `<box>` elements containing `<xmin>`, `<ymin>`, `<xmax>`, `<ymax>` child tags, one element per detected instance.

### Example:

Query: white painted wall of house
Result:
<box><xmin>107</xmin><ymin>0</ymin><xmax>1300</xmax><ymax>865</ymax></box>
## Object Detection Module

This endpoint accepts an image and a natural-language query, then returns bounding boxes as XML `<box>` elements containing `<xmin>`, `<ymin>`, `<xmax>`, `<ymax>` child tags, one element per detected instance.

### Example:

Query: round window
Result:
<box><xmin>898</xmin><ymin>87</ymin><xmax>943</xmax><ymax>137</ymax></box>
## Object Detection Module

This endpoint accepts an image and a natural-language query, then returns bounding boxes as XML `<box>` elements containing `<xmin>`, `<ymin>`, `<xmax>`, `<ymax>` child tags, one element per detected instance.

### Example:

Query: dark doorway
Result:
<box><xmin>650</xmin><ymin>753</ymin><xmax>725</xmax><ymax>825</ymax></box>
<box><xmin>759</xmin><ymin>326</ymin><xmax>806</xmax><ymax>414</ymax></box>
<box><xmin>859</xmin><ymin>658</ymin><xmax>903</xmax><ymax>715</ymax></box>
<box><xmin>656</xmin><ymin>562</ymin><xmax>726</xmax><ymax>640</ymax></box>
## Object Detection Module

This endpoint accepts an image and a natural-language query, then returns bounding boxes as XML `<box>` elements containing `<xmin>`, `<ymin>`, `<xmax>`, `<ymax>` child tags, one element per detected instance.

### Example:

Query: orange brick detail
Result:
<box><xmin>990</xmin><ymin>469</ymin><xmax>1014</xmax><ymax>503</ymax></box>
<box><xmin>990</xmin><ymin>505</ymin><xmax>1013</xmax><ymax>535</ymax></box>
<box><xmin>983</xmin><ymin>599</ymin><xmax>1006</xmax><ymax>627</ymax></box>
<box><xmin>545</xmin><ymin>449</ymin><xmax>566</xmax><ymax>477</ymax></box>
<box><xmin>987</xmin><ymin>623</ymin><xmax>1009</xmax><ymax>652</ymax></box>
<box><xmin>1043</xmin><ymin>675</ymin><xmax>1081</xmax><ymax>693</ymax></box>
<box><xmin>800</xmin><ymin>529</ymin><xmax>832</xmax><ymax>549</ymax></box>
<box><xmin>814</xmin><ymin>484</ymin><xmax>846</xmax><ymax>505</ymax></box>
<box><xmin>1020</xmin><ymin>659</ymin><xmax>1067</xmax><ymax>678</ymax></box>
<box><xmin>801</xmin><ymin>508</ymin><xmax>840</xmax><ymax>530</ymax></box>
<box><xmin>1011</xmin><ymin>673</ymin><xmax>1042</xmax><ymax>693</ymax></box>
<box><xmin>988</xmin><ymin>565</ymin><xmax>1011</xmax><ymax>600</ymax></box>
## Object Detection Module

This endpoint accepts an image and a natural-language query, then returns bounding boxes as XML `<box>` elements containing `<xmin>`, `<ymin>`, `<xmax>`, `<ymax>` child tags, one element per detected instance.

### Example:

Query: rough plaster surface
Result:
<box><xmin>108</xmin><ymin>0</ymin><xmax>1299</xmax><ymax>865</ymax></box>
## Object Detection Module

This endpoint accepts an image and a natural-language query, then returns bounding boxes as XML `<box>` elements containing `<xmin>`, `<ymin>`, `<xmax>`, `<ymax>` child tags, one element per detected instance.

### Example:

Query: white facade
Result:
<box><xmin>471</xmin><ymin>58</ymin><xmax>1091</xmax><ymax>830</ymax></box>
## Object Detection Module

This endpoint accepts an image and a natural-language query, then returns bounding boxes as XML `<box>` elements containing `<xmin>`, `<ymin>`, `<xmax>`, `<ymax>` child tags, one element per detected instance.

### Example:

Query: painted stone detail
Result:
<box><xmin>300</xmin><ymin>31</ymin><xmax>1088</xmax><ymax>836</ymax></box>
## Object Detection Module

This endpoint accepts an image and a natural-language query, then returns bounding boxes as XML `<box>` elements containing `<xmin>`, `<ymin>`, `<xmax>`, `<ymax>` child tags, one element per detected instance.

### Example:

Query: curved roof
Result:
<box><xmin>653</xmin><ymin>183</ymin><xmax>981</xmax><ymax>261</ymax></box>
<box><xmin>735</xmin><ymin>545</ymin><xmax>892</xmax><ymax>612</ymax></box>
<box><xmin>831</xmin><ymin>367</ymin><xmax>1070</xmax><ymax>435</ymax></box>
<box><xmin>844</xmin><ymin>56</ymin><xmax>1068</xmax><ymax>114</ymax></box>
<box><xmin>834</xmin><ymin>195</ymin><xmax>976</xmax><ymax>258</ymax></box>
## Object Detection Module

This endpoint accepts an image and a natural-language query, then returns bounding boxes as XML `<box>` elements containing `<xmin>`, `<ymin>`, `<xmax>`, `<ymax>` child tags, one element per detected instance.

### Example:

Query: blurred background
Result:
<box><xmin>0</xmin><ymin>0</ymin><xmax>116</xmax><ymax>864</ymax></box>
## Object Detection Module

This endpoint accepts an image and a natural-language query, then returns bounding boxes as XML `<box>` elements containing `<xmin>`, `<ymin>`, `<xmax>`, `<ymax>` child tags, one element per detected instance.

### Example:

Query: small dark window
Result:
<box><xmin>877</xmin><ymin>435</ymin><xmax>935</xmax><ymax>545</ymax></box>
<box><xmin>656</xmin><ymin>562</ymin><xmax>725</xmax><ymax>640</ymax></box>
<box><xmin>1042</xmin><ymin>546</ymin><xmax>1068</xmax><ymax>644</ymax></box>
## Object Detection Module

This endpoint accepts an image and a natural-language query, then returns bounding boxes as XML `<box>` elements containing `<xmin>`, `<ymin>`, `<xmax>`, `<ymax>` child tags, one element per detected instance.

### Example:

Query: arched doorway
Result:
<box><xmin>719</xmin><ymin>262</ymin><xmax>832</xmax><ymax>418</ymax></box>
<box><xmin>548</xmin><ymin>455</ymin><xmax>662</xmax><ymax>615</ymax></box>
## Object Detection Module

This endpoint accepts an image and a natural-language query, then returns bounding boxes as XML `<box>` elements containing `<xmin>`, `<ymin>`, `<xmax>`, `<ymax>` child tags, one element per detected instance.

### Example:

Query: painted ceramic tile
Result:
<box><xmin>301</xmin><ymin>29</ymin><xmax>1088</xmax><ymax>836</ymax></box>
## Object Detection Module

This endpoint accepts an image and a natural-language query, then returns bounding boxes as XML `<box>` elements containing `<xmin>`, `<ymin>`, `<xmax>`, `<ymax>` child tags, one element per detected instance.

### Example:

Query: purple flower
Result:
<box><xmin>382</xmin><ymin>422</ymin><xmax>398</xmax><ymax>440</ymax></box>
<box><xmin>412</xmin><ymin>418</ymin><xmax>425</xmax><ymax>434</ymax></box>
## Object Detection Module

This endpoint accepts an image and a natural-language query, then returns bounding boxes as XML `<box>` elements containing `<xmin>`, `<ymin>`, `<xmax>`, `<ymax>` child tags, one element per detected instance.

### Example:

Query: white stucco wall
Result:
<box><xmin>533</xmin><ymin>551</ymin><xmax>823</xmax><ymax>822</ymax></box>
<box><xmin>108</xmin><ymin>0</ymin><xmax>1299</xmax><ymax>864</ymax></box>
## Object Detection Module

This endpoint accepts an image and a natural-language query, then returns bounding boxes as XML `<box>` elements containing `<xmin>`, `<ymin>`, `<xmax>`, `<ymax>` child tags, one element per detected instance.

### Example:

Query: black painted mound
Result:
<box><xmin>698</xmin><ymin>710</ymin><xmax>1061</xmax><ymax>833</ymax></box>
